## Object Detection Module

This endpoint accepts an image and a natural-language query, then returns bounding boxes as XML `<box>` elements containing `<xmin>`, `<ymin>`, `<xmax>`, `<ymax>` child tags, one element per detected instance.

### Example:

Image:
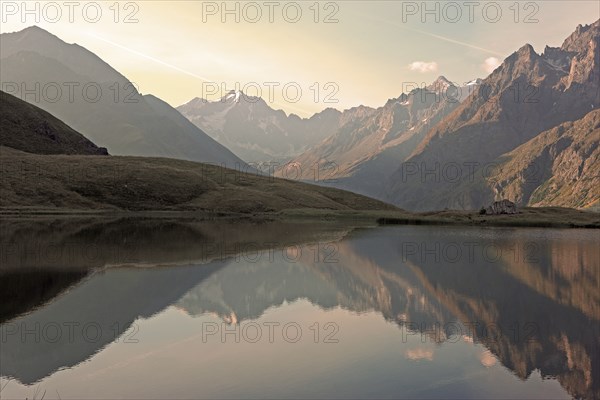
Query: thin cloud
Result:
<box><xmin>482</xmin><ymin>57</ymin><xmax>501</xmax><ymax>74</ymax></box>
<box><xmin>86</xmin><ymin>31</ymin><xmax>215</xmax><ymax>83</ymax></box>
<box><xmin>408</xmin><ymin>61</ymin><xmax>438</xmax><ymax>73</ymax></box>
<box><xmin>410</xmin><ymin>27</ymin><xmax>504</xmax><ymax>57</ymax></box>
<box><xmin>362</xmin><ymin>15</ymin><xmax>505</xmax><ymax>57</ymax></box>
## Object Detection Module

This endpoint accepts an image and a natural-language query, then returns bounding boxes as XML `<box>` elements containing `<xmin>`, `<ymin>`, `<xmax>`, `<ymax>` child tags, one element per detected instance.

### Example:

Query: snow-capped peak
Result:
<box><xmin>225</xmin><ymin>90</ymin><xmax>242</xmax><ymax>103</ymax></box>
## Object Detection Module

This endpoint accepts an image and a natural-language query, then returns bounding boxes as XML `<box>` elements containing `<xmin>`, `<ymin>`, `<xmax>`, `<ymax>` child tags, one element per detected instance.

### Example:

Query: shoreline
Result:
<box><xmin>1</xmin><ymin>207</ymin><xmax>598</xmax><ymax>229</ymax></box>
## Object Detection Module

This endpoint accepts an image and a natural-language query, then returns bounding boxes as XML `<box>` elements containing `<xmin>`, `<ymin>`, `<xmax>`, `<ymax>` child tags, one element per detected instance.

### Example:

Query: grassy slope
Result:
<box><xmin>0</xmin><ymin>146</ymin><xmax>397</xmax><ymax>213</ymax></box>
<box><xmin>0</xmin><ymin>91</ymin><xmax>108</xmax><ymax>155</ymax></box>
<box><xmin>377</xmin><ymin>207</ymin><xmax>600</xmax><ymax>228</ymax></box>
<box><xmin>2</xmin><ymin>145</ymin><xmax>597</xmax><ymax>229</ymax></box>
<box><xmin>2</xmin><ymin>146</ymin><xmax>598</xmax><ymax>227</ymax></box>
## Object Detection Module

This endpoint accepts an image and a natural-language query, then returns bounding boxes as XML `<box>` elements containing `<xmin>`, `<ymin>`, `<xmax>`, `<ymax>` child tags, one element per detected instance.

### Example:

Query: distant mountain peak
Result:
<box><xmin>517</xmin><ymin>43</ymin><xmax>538</xmax><ymax>57</ymax></box>
<box><xmin>426</xmin><ymin>76</ymin><xmax>456</xmax><ymax>93</ymax></box>
<box><xmin>5</xmin><ymin>25</ymin><xmax>57</xmax><ymax>40</ymax></box>
<box><xmin>223</xmin><ymin>89</ymin><xmax>242</xmax><ymax>103</ymax></box>
<box><xmin>499</xmin><ymin>43</ymin><xmax>542</xmax><ymax>73</ymax></box>
<box><xmin>575</xmin><ymin>20</ymin><xmax>599</xmax><ymax>34</ymax></box>
<box><xmin>14</xmin><ymin>25</ymin><xmax>47</xmax><ymax>33</ymax></box>
<box><xmin>1</xmin><ymin>25</ymin><xmax>132</xmax><ymax>86</ymax></box>
<box><xmin>561</xmin><ymin>18</ymin><xmax>600</xmax><ymax>52</ymax></box>
<box><xmin>21</xmin><ymin>25</ymin><xmax>46</xmax><ymax>32</ymax></box>
<box><xmin>215</xmin><ymin>89</ymin><xmax>267</xmax><ymax>105</ymax></box>
<box><xmin>2</xmin><ymin>25</ymin><xmax>62</xmax><ymax>47</ymax></box>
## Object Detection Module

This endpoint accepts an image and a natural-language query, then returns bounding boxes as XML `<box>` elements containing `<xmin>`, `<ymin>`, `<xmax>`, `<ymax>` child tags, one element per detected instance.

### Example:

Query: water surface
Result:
<box><xmin>1</xmin><ymin>219</ymin><xmax>598</xmax><ymax>399</ymax></box>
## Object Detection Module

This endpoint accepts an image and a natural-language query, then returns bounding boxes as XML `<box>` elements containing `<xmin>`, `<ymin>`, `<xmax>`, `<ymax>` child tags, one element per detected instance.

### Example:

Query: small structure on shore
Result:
<box><xmin>482</xmin><ymin>199</ymin><xmax>518</xmax><ymax>215</ymax></box>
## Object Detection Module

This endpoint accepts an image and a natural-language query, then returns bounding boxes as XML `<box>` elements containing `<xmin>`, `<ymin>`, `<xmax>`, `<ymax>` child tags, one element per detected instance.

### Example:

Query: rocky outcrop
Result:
<box><xmin>484</xmin><ymin>199</ymin><xmax>517</xmax><ymax>215</ymax></box>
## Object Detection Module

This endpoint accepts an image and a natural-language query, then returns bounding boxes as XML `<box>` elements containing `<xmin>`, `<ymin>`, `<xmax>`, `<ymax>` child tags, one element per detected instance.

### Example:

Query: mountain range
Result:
<box><xmin>280</xmin><ymin>77</ymin><xmax>481</xmax><ymax>196</ymax></box>
<box><xmin>177</xmin><ymin>92</ymin><xmax>343</xmax><ymax>163</ymax></box>
<box><xmin>177</xmin><ymin>20</ymin><xmax>599</xmax><ymax>211</ymax></box>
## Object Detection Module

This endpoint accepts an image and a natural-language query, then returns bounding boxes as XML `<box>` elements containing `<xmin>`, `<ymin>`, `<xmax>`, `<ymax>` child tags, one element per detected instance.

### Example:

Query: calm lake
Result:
<box><xmin>1</xmin><ymin>219</ymin><xmax>598</xmax><ymax>399</ymax></box>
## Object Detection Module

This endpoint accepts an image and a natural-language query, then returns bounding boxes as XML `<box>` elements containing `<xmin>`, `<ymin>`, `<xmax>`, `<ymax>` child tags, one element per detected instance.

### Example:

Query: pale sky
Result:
<box><xmin>1</xmin><ymin>1</ymin><xmax>598</xmax><ymax>117</ymax></box>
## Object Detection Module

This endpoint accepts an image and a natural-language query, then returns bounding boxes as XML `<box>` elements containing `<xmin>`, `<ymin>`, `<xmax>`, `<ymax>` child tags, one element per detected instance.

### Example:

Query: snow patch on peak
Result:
<box><xmin>225</xmin><ymin>90</ymin><xmax>241</xmax><ymax>103</ymax></box>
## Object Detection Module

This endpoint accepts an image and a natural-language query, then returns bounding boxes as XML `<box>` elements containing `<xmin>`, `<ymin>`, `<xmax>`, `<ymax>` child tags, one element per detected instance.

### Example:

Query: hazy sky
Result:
<box><xmin>1</xmin><ymin>1</ymin><xmax>598</xmax><ymax>116</ymax></box>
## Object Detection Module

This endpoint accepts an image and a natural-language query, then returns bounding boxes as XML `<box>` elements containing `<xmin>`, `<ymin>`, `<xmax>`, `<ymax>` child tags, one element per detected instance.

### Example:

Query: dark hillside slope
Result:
<box><xmin>0</xmin><ymin>91</ymin><xmax>108</xmax><ymax>155</ymax></box>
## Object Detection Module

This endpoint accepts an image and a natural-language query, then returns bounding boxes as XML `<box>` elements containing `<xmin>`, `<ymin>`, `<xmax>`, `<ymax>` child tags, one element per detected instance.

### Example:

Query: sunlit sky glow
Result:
<box><xmin>1</xmin><ymin>1</ymin><xmax>598</xmax><ymax>117</ymax></box>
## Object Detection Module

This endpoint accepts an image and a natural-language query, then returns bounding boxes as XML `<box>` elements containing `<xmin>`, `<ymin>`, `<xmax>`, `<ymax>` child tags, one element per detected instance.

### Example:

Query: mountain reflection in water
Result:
<box><xmin>1</xmin><ymin>218</ymin><xmax>598</xmax><ymax>399</ymax></box>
